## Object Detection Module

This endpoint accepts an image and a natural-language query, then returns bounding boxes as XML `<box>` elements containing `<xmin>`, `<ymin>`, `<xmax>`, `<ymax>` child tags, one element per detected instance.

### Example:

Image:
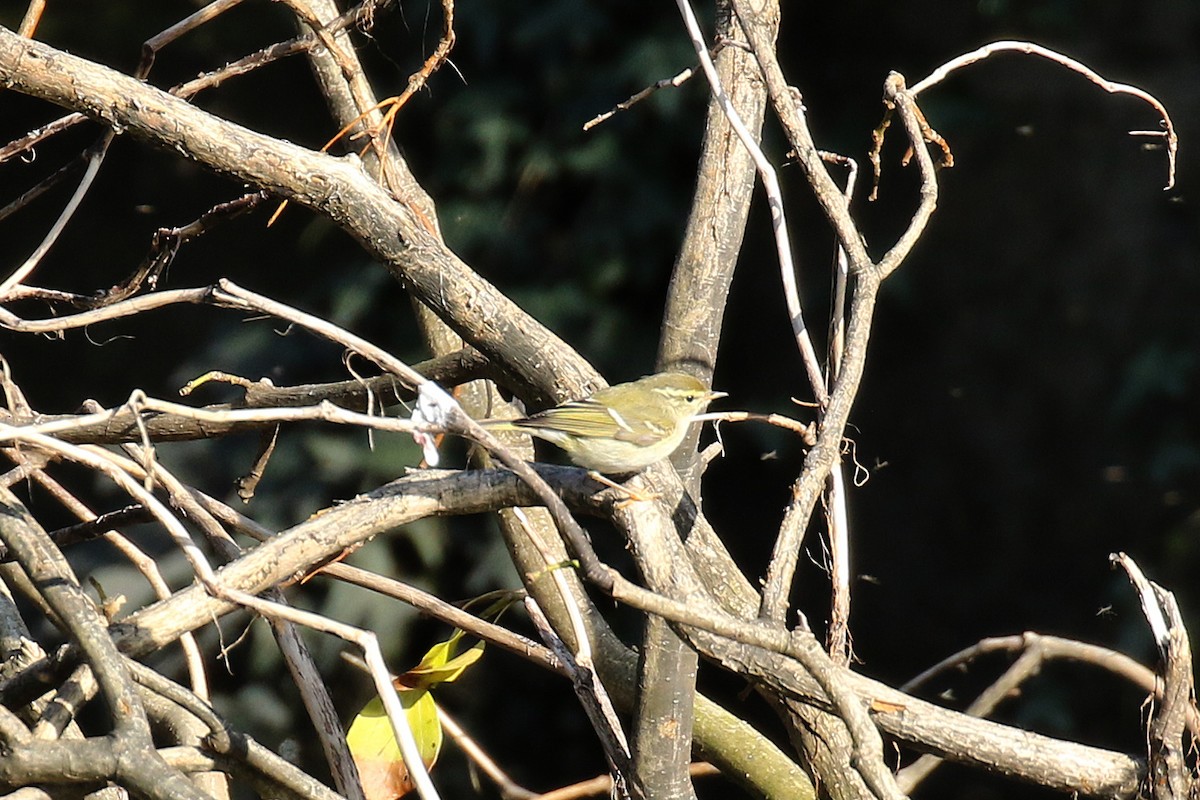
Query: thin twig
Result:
<box><xmin>0</xmin><ymin>149</ymin><xmax>87</xmax><ymax>224</ymax></box>
<box><xmin>17</xmin><ymin>0</ymin><xmax>46</xmax><ymax>37</ymax></box>
<box><xmin>526</xmin><ymin>596</ymin><xmax>637</xmax><ymax>799</ymax></box>
<box><xmin>495</xmin><ymin>487</ymin><xmax>626</xmax><ymax>763</ymax></box>
<box><xmin>16</xmin><ymin>463</ymin><xmax>210</xmax><ymax>699</ymax></box>
<box><xmin>583</xmin><ymin>66</ymin><xmax>697</xmax><ymax>131</ymax></box>
<box><xmin>691</xmin><ymin>410</ymin><xmax>815</xmax><ymax>445</ymax></box>
<box><xmin>582</xmin><ymin>39</ymin><xmax>740</xmax><ymax>131</ymax></box>
<box><xmin>906</xmin><ymin>40</ymin><xmax>1177</xmax><ymax>190</ymax></box>
<box><xmin>819</xmin><ymin>152</ymin><xmax>859</xmax><ymax>666</ymax></box>
<box><xmin>436</xmin><ymin>706</ymin><xmax>537</xmax><ymax>800</ymax></box>
<box><xmin>531</xmin><ymin>763</ymin><xmax>719</xmax><ymax>800</ymax></box>
<box><xmin>0</xmin><ymin>132</ymin><xmax>115</xmax><ymax>300</ymax></box>
<box><xmin>10</xmin><ymin>394</ymin><xmax>419</xmax><ymax>440</ymax></box>
<box><xmin>672</xmin><ymin>0</ymin><xmax>827</xmax><ymax>401</ymax></box>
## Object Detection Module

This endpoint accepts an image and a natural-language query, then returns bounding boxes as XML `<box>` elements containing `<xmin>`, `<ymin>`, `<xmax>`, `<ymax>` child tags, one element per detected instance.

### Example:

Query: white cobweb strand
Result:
<box><xmin>410</xmin><ymin>381</ymin><xmax>458</xmax><ymax>467</ymax></box>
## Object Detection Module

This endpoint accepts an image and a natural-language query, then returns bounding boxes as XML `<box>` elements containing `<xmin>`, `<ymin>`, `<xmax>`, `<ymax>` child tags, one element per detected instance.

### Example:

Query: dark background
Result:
<box><xmin>1</xmin><ymin>1</ymin><xmax>1196</xmax><ymax>798</ymax></box>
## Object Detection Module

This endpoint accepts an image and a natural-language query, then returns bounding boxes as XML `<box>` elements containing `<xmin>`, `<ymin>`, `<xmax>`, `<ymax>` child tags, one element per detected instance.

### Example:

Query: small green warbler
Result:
<box><xmin>482</xmin><ymin>372</ymin><xmax>725</xmax><ymax>474</ymax></box>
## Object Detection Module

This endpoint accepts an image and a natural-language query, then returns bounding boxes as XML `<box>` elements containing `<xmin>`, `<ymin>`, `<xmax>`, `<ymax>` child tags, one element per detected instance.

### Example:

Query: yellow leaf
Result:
<box><xmin>346</xmin><ymin>689</ymin><xmax>442</xmax><ymax>800</ymax></box>
<box><xmin>345</xmin><ymin>623</ymin><xmax>493</xmax><ymax>799</ymax></box>
<box><xmin>399</xmin><ymin>632</ymin><xmax>484</xmax><ymax>690</ymax></box>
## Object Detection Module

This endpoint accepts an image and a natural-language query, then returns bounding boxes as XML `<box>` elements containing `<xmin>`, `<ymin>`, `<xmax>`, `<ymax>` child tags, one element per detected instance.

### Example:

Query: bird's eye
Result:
<box><xmin>685</xmin><ymin>393</ymin><xmax>697</xmax><ymax>402</ymax></box>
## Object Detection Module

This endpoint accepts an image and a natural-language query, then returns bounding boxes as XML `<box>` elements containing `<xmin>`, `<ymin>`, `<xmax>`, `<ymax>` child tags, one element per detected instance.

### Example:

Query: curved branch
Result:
<box><xmin>906</xmin><ymin>40</ymin><xmax>1177</xmax><ymax>190</ymax></box>
<box><xmin>0</xmin><ymin>27</ymin><xmax>597</xmax><ymax>407</ymax></box>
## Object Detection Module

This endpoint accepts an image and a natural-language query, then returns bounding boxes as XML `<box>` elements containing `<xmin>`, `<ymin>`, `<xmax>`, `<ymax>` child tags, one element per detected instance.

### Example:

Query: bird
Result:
<box><xmin>480</xmin><ymin>371</ymin><xmax>725</xmax><ymax>474</ymax></box>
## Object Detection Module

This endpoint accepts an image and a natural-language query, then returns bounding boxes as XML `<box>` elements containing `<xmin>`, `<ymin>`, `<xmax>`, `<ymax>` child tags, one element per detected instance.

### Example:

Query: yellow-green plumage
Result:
<box><xmin>483</xmin><ymin>372</ymin><xmax>725</xmax><ymax>474</ymax></box>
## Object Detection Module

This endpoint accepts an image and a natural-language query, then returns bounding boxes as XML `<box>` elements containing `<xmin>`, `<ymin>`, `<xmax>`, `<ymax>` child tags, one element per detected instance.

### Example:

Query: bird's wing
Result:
<box><xmin>515</xmin><ymin>399</ymin><xmax>629</xmax><ymax>437</ymax></box>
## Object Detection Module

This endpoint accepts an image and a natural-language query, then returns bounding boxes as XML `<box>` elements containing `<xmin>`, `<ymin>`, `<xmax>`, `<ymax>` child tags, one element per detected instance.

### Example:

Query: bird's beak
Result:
<box><xmin>707</xmin><ymin>389</ymin><xmax>728</xmax><ymax>402</ymax></box>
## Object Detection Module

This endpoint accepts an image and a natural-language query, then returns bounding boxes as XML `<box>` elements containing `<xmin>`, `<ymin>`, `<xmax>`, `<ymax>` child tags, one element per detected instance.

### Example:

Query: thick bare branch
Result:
<box><xmin>643</xmin><ymin>0</ymin><xmax>779</xmax><ymax>793</ymax></box>
<box><xmin>0</xmin><ymin>27</ymin><xmax>597</xmax><ymax>407</ymax></box>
